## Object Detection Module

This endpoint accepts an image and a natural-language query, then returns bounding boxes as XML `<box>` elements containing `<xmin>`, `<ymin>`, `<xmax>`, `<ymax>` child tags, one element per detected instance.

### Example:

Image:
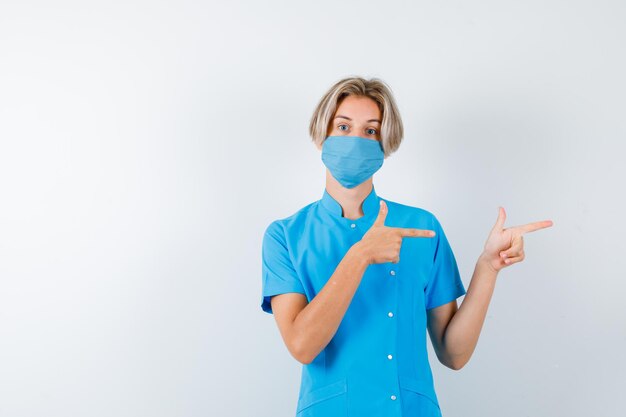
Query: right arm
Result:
<box><xmin>271</xmin><ymin>242</ymin><xmax>369</xmax><ymax>365</ymax></box>
<box><xmin>270</xmin><ymin>199</ymin><xmax>435</xmax><ymax>365</ymax></box>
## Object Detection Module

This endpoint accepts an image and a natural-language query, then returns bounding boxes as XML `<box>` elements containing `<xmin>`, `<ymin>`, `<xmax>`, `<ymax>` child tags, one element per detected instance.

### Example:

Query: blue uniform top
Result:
<box><xmin>261</xmin><ymin>184</ymin><xmax>466</xmax><ymax>417</ymax></box>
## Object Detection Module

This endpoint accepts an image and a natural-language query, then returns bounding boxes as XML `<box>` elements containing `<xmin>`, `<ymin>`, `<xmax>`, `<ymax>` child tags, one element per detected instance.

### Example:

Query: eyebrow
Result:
<box><xmin>334</xmin><ymin>115</ymin><xmax>381</xmax><ymax>124</ymax></box>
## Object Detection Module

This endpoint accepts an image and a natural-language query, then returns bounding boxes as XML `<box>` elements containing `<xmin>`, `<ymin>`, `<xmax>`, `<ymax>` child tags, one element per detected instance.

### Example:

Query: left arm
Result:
<box><xmin>427</xmin><ymin>254</ymin><xmax>497</xmax><ymax>370</ymax></box>
<box><xmin>427</xmin><ymin>207</ymin><xmax>553</xmax><ymax>370</ymax></box>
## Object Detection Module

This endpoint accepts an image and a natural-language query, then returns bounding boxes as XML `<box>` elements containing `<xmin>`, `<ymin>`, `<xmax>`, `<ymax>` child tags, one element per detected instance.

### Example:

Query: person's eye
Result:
<box><xmin>338</xmin><ymin>124</ymin><xmax>349</xmax><ymax>131</ymax></box>
<box><xmin>367</xmin><ymin>128</ymin><xmax>377</xmax><ymax>135</ymax></box>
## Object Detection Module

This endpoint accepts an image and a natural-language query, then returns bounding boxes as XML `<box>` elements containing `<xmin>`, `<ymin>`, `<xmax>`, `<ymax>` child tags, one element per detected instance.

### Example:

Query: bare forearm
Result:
<box><xmin>441</xmin><ymin>253</ymin><xmax>498</xmax><ymax>368</ymax></box>
<box><xmin>291</xmin><ymin>243</ymin><xmax>369</xmax><ymax>363</ymax></box>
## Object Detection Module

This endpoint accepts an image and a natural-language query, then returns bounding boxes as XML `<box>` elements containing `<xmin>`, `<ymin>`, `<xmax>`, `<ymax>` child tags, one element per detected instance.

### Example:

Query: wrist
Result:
<box><xmin>478</xmin><ymin>252</ymin><xmax>500</xmax><ymax>274</ymax></box>
<box><xmin>350</xmin><ymin>241</ymin><xmax>371</xmax><ymax>266</ymax></box>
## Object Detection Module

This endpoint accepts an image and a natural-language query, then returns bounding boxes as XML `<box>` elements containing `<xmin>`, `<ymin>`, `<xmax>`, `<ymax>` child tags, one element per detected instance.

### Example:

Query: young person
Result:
<box><xmin>260</xmin><ymin>76</ymin><xmax>553</xmax><ymax>417</ymax></box>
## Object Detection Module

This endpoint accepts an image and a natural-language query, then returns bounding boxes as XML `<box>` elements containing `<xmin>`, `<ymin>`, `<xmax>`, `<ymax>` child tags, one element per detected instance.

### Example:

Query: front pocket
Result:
<box><xmin>398</xmin><ymin>375</ymin><xmax>441</xmax><ymax>416</ymax></box>
<box><xmin>296</xmin><ymin>378</ymin><xmax>347</xmax><ymax>416</ymax></box>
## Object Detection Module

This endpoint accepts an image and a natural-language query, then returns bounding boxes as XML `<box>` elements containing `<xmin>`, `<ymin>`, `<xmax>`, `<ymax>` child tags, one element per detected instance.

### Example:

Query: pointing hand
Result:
<box><xmin>481</xmin><ymin>207</ymin><xmax>553</xmax><ymax>272</ymax></box>
<box><xmin>358</xmin><ymin>199</ymin><xmax>436</xmax><ymax>265</ymax></box>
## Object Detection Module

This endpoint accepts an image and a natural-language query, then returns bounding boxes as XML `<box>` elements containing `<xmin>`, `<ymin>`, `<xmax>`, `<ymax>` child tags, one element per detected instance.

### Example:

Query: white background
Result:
<box><xmin>1</xmin><ymin>1</ymin><xmax>624</xmax><ymax>416</ymax></box>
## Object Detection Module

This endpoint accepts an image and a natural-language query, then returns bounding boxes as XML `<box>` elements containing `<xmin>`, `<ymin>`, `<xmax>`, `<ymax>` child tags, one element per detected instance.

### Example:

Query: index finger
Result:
<box><xmin>514</xmin><ymin>220</ymin><xmax>554</xmax><ymax>234</ymax></box>
<box><xmin>394</xmin><ymin>227</ymin><xmax>436</xmax><ymax>238</ymax></box>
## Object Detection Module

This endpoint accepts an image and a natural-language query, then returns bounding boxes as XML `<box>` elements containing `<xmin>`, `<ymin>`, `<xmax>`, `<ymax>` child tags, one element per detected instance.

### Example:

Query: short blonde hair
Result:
<box><xmin>309</xmin><ymin>76</ymin><xmax>404</xmax><ymax>157</ymax></box>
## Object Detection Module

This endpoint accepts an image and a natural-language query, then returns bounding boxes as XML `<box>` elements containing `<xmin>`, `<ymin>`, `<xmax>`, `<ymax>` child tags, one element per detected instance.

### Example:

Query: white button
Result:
<box><xmin>390</xmin><ymin>395</ymin><xmax>397</xmax><ymax>401</ymax></box>
<box><xmin>387</xmin><ymin>354</ymin><xmax>393</xmax><ymax>360</ymax></box>
<box><xmin>388</xmin><ymin>312</ymin><xmax>394</xmax><ymax>317</ymax></box>
<box><xmin>350</xmin><ymin>223</ymin><xmax>356</xmax><ymax>229</ymax></box>
<box><xmin>390</xmin><ymin>270</ymin><xmax>396</xmax><ymax>276</ymax></box>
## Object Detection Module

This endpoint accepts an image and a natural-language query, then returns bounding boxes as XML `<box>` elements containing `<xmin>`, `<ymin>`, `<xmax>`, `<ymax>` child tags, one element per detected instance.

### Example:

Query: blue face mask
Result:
<box><xmin>321</xmin><ymin>135</ymin><xmax>385</xmax><ymax>189</ymax></box>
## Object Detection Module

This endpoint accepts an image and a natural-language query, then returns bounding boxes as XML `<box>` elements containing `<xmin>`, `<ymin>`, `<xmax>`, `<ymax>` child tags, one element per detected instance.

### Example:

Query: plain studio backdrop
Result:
<box><xmin>0</xmin><ymin>1</ymin><xmax>624</xmax><ymax>416</ymax></box>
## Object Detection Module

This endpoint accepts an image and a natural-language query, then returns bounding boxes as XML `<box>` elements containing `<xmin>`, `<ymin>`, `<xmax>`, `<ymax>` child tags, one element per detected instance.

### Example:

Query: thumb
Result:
<box><xmin>373</xmin><ymin>199</ymin><xmax>388</xmax><ymax>227</ymax></box>
<box><xmin>492</xmin><ymin>206</ymin><xmax>506</xmax><ymax>231</ymax></box>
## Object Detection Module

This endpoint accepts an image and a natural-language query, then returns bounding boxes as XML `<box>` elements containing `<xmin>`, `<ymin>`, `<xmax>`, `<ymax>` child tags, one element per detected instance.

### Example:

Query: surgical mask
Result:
<box><xmin>321</xmin><ymin>135</ymin><xmax>384</xmax><ymax>189</ymax></box>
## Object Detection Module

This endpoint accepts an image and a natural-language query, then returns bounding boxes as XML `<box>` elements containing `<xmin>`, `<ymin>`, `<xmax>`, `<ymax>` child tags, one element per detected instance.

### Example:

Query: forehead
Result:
<box><xmin>334</xmin><ymin>95</ymin><xmax>381</xmax><ymax>120</ymax></box>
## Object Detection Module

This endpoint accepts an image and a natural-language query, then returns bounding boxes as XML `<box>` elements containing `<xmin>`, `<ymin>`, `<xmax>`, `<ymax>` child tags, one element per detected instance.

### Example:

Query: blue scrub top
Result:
<box><xmin>261</xmin><ymin>184</ymin><xmax>466</xmax><ymax>417</ymax></box>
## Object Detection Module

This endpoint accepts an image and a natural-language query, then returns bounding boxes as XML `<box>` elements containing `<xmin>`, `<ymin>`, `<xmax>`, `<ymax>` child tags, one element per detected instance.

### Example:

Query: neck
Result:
<box><xmin>325</xmin><ymin>169</ymin><xmax>373</xmax><ymax>220</ymax></box>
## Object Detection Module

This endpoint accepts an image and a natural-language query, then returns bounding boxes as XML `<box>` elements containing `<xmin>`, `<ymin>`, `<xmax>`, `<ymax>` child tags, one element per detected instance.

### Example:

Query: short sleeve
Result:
<box><xmin>260</xmin><ymin>220</ymin><xmax>306</xmax><ymax>314</ymax></box>
<box><xmin>424</xmin><ymin>216</ymin><xmax>467</xmax><ymax>310</ymax></box>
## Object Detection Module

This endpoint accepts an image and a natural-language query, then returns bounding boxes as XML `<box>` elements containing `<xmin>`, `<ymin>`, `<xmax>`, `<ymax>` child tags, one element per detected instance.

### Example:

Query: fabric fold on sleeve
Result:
<box><xmin>260</xmin><ymin>220</ymin><xmax>306</xmax><ymax>314</ymax></box>
<box><xmin>424</xmin><ymin>216</ymin><xmax>467</xmax><ymax>310</ymax></box>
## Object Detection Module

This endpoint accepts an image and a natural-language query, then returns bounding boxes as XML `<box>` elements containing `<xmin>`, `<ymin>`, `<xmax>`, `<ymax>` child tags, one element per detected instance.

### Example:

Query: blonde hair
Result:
<box><xmin>308</xmin><ymin>76</ymin><xmax>404</xmax><ymax>157</ymax></box>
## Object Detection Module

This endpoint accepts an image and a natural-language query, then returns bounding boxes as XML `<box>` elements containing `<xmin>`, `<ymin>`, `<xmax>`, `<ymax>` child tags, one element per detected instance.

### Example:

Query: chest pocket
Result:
<box><xmin>399</xmin><ymin>237</ymin><xmax>432</xmax><ymax>289</ymax></box>
<box><xmin>296</xmin><ymin>378</ymin><xmax>347</xmax><ymax>417</ymax></box>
